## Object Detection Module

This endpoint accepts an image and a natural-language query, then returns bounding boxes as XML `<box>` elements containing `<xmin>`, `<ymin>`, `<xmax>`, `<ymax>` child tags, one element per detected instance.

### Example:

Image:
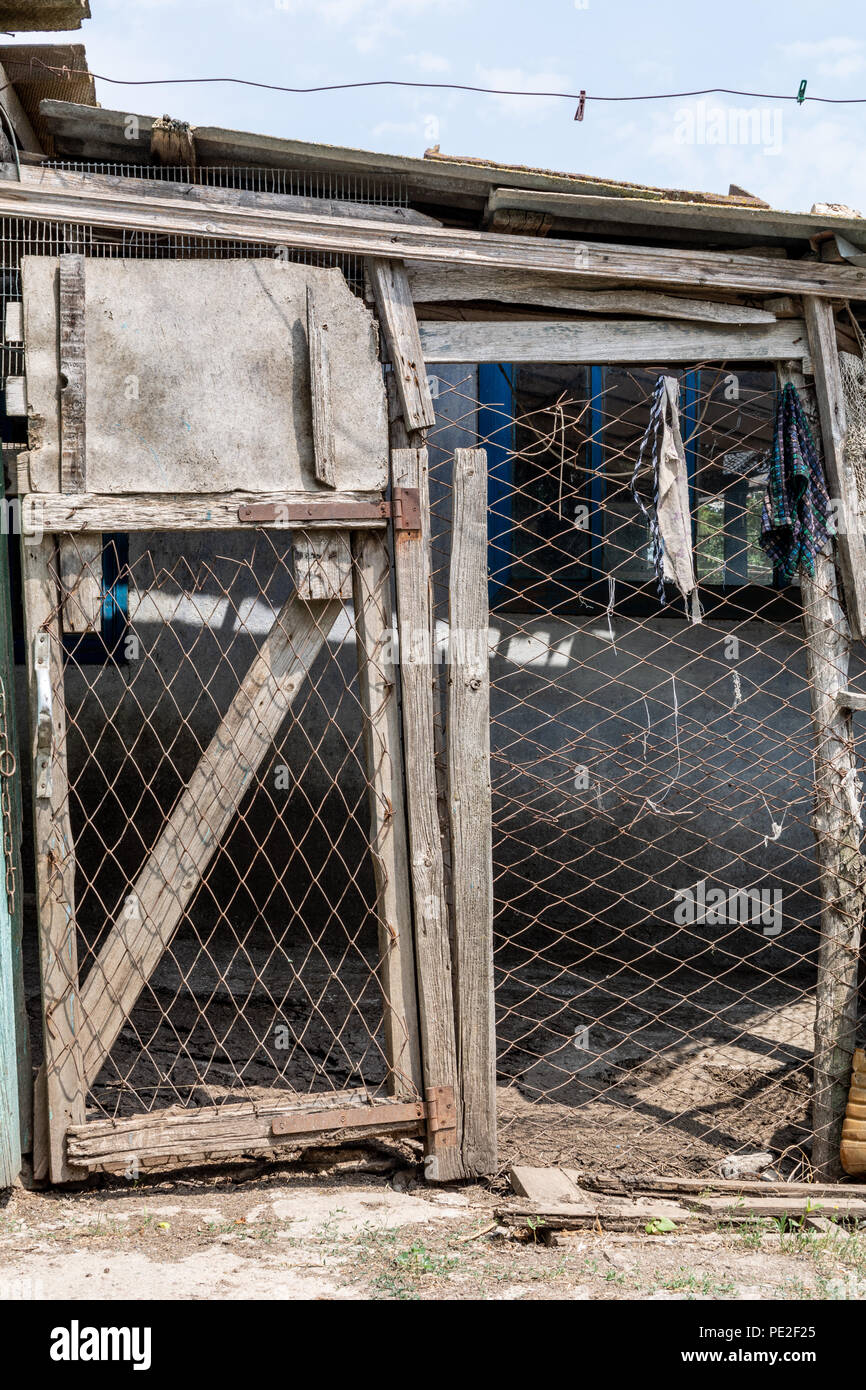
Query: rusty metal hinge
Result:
<box><xmin>237</xmin><ymin>489</ymin><xmax>421</xmax><ymax>532</ymax></box>
<box><xmin>390</xmin><ymin>487</ymin><xmax>421</xmax><ymax>532</ymax></box>
<box><xmin>425</xmin><ymin>1085</ymin><xmax>457</xmax><ymax>1150</ymax></box>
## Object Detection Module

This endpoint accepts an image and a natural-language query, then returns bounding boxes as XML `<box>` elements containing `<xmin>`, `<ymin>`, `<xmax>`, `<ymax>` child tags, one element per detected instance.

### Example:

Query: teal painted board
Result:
<box><xmin>0</xmin><ymin>524</ymin><xmax>27</xmax><ymax>1184</ymax></box>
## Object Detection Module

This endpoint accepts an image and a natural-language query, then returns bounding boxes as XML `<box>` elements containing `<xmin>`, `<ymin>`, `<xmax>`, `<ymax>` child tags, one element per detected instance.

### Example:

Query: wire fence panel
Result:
<box><xmin>48</xmin><ymin>529</ymin><xmax>418</xmax><ymax>1121</ymax></box>
<box><xmin>427</xmin><ymin>360</ymin><xmax>859</xmax><ymax>1180</ymax></box>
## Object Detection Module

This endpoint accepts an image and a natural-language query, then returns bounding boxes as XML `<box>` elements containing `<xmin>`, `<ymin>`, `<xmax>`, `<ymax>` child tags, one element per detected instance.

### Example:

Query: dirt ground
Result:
<box><xmin>2</xmin><ymin>1150</ymin><xmax>866</xmax><ymax>1302</ymax></box>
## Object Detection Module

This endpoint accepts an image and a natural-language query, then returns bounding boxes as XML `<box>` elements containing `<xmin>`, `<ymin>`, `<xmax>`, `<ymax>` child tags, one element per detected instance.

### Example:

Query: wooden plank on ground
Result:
<box><xmin>306</xmin><ymin>284</ymin><xmax>336</xmax><ymax>488</ymax></box>
<box><xmin>582</xmin><ymin>1173</ymin><xmax>866</xmax><ymax>1199</ymax></box>
<box><xmin>77</xmin><ymin>592</ymin><xmax>342</xmax><ymax>1089</ymax></box>
<box><xmin>3</xmin><ymin>164</ymin><xmax>865</xmax><ymax>297</ymax></box>
<box><xmin>351</xmin><ymin>527</ymin><xmax>422</xmax><ymax>1097</ymax></box>
<box><xmin>449</xmin><ymin>447</ymin><xmax>496</xmax><ymax>1177</ymax></box>
<box><xmin>21</xmin><ymin>534</ymin><xmax>86</xmax><ymax>1182</ymax></box>
<box><xmin>498</xmin><ymin>1199</ymin><xmax>698</xmax><ymax>1230</ymax></box>
<box><xmin>418</xmin><ymin>318</ymin><xmax>811</xmax><ymax>365</ymax></box>
<box><xmin>509</xmin><ymin>1166</ymin><xmax>584</xmax><ymax>1205</ymax></box>
<box><xmin>392</xmin><ymin>445</ymin><xmax>463</xmax><ymax>1181</ymax></box>
<box><xmin>803</xmin><ymin>297</ymin><xmax>866</xmax><ymax>643</ymax></box>
<box><xmin>367</xmin><ymin>258</ymin><xmax>436</xmax><ymax>432</ymax></box>
<box><xmin>403</xmin><ymin>266</ymin><xmax>778</xmax><ymax>322</ymax></box>
<box><xmin>685</xmin><ymin>1194</ymin><xmax>866</xmax><ymax>1221</ymax></box>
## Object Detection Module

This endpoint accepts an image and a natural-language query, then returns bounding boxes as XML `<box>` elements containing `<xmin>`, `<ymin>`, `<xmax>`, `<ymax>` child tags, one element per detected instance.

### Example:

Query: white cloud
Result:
<box><xmin>404</xmin><ymin>51</ymin><xmax>451</xmax><ymax>74</ymax></box>
<box><xmin>474</xmin><ymin>65</ymin><xmax>571</xmax><ymax>122</ymax></box>
<box><xmin>617</xmin><ymin>103</ymin><xmax>866</xmax><ymax>215</ymax></box>
<box><xmin>779</xmin><ymin>36</ymin><xmax>866</xmax><ymax>81</ymax></box>
<box><xmin>270</xmin><ymin>0</ymin><xmax>456</xmax><ymax>52</ymax></box>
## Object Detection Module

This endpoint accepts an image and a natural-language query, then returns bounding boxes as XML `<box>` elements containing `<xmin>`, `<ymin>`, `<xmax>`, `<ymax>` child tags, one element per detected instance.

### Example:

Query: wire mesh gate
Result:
<box><xmin>427</xmin><ymin>359</ymin><xmax>855</xmax><ymax>1180</ymax></box>
<box><xmin>29</xmin><ymin>519</ymin><xmax>445</xmax><ymax>1178</ymax></box>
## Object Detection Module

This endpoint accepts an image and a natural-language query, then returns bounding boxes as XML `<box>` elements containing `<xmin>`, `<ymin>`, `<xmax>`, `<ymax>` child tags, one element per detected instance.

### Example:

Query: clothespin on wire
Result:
<box><xmin>797</xmin><ymin>79</ymin><xmax>807</xmax><ymax>105</ymax></box>
<box><xmin>574</xmin><ymin>90</ymin><xmax>586</xmax><ymax>121</ymax></box>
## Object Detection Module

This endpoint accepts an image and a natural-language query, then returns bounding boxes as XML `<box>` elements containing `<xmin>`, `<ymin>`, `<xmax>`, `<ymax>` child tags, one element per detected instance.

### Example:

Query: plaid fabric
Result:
<box><xmin>631</xmin><ymin>375</ymin><xmax>668</xmax><ymax>604</ymax></box>
<box><xmin>759</xmin><ymin>382</ymin><xmax>833</xmax><ymax>582</ymax></box>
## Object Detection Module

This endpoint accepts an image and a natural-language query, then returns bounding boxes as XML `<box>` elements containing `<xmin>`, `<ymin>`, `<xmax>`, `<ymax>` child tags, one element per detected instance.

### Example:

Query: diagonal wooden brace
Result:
<box><xmin>76</xmin><ymin>591</ymin><xmax>341</xmax><ymax>1089</ymax></box>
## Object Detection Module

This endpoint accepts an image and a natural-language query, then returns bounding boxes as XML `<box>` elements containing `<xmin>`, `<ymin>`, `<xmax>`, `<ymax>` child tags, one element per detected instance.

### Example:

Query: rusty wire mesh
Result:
<box><xmin>427</xmin><ymin>360</ymin><xmax>862</xmax><ymax>1180</ymax></box>
<box><xmin>47</xmin><ymin>527</ymin><xmax>417</xmax><ymax>1119</ymax></box>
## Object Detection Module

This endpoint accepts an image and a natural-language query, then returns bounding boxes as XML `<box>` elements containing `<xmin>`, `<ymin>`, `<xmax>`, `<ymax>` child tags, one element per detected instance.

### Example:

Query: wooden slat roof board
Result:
<box><xmin>484</xmin><ymin>186</ymin><xmax>866</xmax><ymax>253</ymax></box>
<box><xmin>37</xmin><ymin>101</ymin><xmax>866</xmax><ymax>252</ymax></box>
<box><xmin>0</xmin><ymin>46</ymin><xmax>94</xmax><ymax>154</ymax></box>
<box><xmin>0</xmin><ymin>0</ymin><xmax>90</xmax><ymax>30</ymax></box>
<box><xmin>3</xmin><ymin>165</ymin><xmax>866</xmax><ymax>300</ymax></box>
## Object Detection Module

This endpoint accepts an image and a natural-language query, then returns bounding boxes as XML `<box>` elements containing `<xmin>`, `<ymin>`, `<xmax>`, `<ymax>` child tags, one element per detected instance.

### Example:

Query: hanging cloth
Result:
<box><xmin>759</xmin><ymin>382</ymin><xmax>833</xmax><ymax>582</ymax></box>
<box><xmin>631</xmin><ymin>374</ymin><xmax>700</xmax><ymax>620</ymax></box>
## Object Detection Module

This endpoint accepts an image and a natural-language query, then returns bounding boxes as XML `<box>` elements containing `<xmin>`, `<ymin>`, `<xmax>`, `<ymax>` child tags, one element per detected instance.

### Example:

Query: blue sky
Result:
<box><xmin>9</xmin><ymin>0</ymin><xmax>866</xmax><ymax>212</ymax></box>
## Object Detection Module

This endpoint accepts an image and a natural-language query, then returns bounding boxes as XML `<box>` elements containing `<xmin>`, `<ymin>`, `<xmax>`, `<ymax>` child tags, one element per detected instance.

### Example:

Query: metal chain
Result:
<box><xmin>0</xmin><ymin>674</ymin><xmax>17</xmax><ymax>917</ymax></box>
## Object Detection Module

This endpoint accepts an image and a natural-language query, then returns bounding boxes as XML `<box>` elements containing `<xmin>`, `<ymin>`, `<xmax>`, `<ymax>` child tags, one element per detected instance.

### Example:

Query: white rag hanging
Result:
<box><xmin>656</xmin><ymin>376</ymin><xmax>701</xmax><ymax>623</ymax></box>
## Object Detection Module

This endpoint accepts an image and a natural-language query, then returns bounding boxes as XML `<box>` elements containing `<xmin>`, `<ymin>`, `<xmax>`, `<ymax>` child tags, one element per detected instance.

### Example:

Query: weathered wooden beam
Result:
<box><xmin>1</xmin><ymin>165</ymin><xmax>865</xmax><ymax>298</ymax></box>
<box><xmin>351</xmin><ymin>528</ymin><xmax>422</xmax><ymax>1096</ymax></box>
<box><xmin>21</xmin><ymin>535</ymin><xmax>86</xmax><ymax>1183</ymax></box>
<box><xmin>58</xmin><ymin>252</ymin><xmax>86</xmax><ymax>494</ymax></box>
<box><xmin>67</xmin><ymin>1088</ymin><xmax>423</xmax><ymax>1168</ymax></box>
<box><xmin>803</xmin><ymin>297</ymin><xmax>866</xmax><ymax>643</ymax></box>
<box><xmin>76</xmin><ymin>592</ymin><xmax>341</xmax><ymax>1090</ymax></box>
<box><xmin>22</xmin><ymin>491</ymin><xmax>388</xmax><ymax>533</ymax></box>
<box><xmin>292</xmin><ymin>530</ymin><xmax>352</xmax><ymax>601</ymax></box>
<box><xmin>417</xmin><ymin>317</ymin><xmax>811</xmax><ymax>365</ymax></box>
<box><xmin>59</xmin><ymin>532</ymin><xmax>102</xmax><ymax>633</ymax></box>
<box><xmin>3</xmin><ymin>299</ymin><xmax>22</xmax><ymax>343</ymax></box>
<box><xmin>0</xmin><ymin>58</ymin><xmax>43</xmax><ymax>155</ymax></box>
<box><xmin>448</xmin><ymin>447</ymin><xmax>496</xmax><ymax>1177</ymax></box>
<box><xmin>391</xmin><ymin>445</ymin><xmax>463</xmax><ymax>1181</ymax></box>
<box><xmin>780</xmin><ymin>363</ymin><xmax>864</xmax><ymax>1180</ymax></box>
<box><xmin>836</xmin><ymin>689</ymin><xmax>866</xmax><ymax>714</ymax></box>
<box><xmin>367</xmin><ymin>258</ymin><xmax>436</xmax><ymax>432</ymax></box>
<box><xmin>4</xmin><ymin>159</ymin><xmax>442</xmax><ymax>227</ymax></box>
<box><xmin>402</xmin><ymin>265</ymin><xmax>778</xmax><ymax>322</ymax></box>
<box><xmin>306</xmin><ymin>284</ymin><xmax>336</xmax><ymax>489</ymax></box>
<box><xmin>4</xmin><ymin>377</ymin><xmax>26</xmax><ymax>416</ymax></box>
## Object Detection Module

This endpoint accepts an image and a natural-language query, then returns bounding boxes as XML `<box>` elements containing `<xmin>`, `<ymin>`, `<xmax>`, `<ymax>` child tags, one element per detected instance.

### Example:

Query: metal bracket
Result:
<box><xmin>269</xmin><ymin>1085</ymin><xmax>456</xmax><ymax>1145</ymax></box>
<box><xmin>237</xmin><ymin>490</ymin><xmax>421</xmax><ymax>532</ymax></box>
<box><xmin>33</xmin><ymin>630</ymin><xmax>52</xmax><ymax>800</ymax></box>
<box><xmin>272</xmin><ymin>1098</ymin><xmax>426</xmax><ymax>1138</ymax></box>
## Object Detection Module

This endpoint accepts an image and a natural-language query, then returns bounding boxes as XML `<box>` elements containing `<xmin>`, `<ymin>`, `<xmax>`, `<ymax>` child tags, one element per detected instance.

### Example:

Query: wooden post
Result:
<box><xmin>367</xmin><ymin>258</ymin><xmax>436</xmax><ymax>433</ymax></box>
<box><xmin>21</xmin><ymin>534</ymin><xmax>86</xmax><ymax>1183</ymax></box>
<box><xmin>0</xmin><ymin>842</ymin><xmax>18</xmax><ymax>1187</ymax></box>
<box><xmin>803</xmin><ymin>297</ymin><xmax>866</xmax><ymax>641</ymax></box>
<box><xmin>57</xmin><ymin>253</ymin><xmax>103</xmax><ymax>635</ymax></box>
<box><xmin>392</xmin><ymin>445</ymin><xmax>464</xmax><ymax>1181</ymax></box>
<box><xmin>448</xmin><ymin>448</ymin><xmax>497</xmax><ymax>1175</ymax></box>
<box><xmin>306</xmin><ymin>284</ymin><xmax>337</xmax><ymax>489</ymax></box>
<box><xmin>351</xmin><ymin>527</ymin><xmax>422</xmax><ymax>1096</ymax></box>
<box><xmin>780</xmin><ymin>362</ymin><xmax>864</xmax><ymax>1179</ymax></box>
<box><xmin>0</xmin><ymin>526</ymin><xmax>29</xmax><ymax>1175</ymax></box>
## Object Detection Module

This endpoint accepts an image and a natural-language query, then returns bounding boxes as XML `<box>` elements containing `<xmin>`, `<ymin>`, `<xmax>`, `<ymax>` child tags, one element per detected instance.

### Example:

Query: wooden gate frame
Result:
<box><xmin>20</xmin><ymin>252</ymin><xmax>497</xmax><ymax>1184</ymax></box>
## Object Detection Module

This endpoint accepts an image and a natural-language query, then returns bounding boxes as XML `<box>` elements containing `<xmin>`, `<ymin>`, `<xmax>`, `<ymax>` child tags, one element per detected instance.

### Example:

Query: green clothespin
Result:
<box><xmin>797</xmin><ymin>79</ymin><xmax>807</xmax><ymax>104</ymax></box>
